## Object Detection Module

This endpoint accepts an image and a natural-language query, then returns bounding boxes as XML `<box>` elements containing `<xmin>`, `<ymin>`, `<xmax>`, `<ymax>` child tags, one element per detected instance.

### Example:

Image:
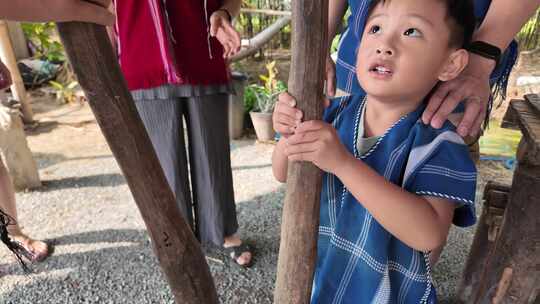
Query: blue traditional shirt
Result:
<box><xmin>336</xmin><ymin>0</ymin><xmax>518</xmax><ymax>100</ymax></box>
<box><xmin>311</xmin><ymin>95</ymin><xmax>477</xmax><ymax>303</ymax></box>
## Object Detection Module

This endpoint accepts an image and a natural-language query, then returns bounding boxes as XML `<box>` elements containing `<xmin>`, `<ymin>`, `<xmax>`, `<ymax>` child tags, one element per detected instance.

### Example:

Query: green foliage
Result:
<box><xmin>49</xmin><ymin>80</ymin><xmax>79</xmax><ymax>104</ymax></box>
<box><xmin>516</xmin><ymin>9</ymin><xmax>540</xmax><ymax>51</ymax></box>
<box><xmin>245</xmin><ymin>61</ymin><xmax>286</xmax><ymax>113</ymax></box>
<box><xmin>22</xmin><ymin>22</ymin><xmax>65</xmax><ymax>62</ymax></box>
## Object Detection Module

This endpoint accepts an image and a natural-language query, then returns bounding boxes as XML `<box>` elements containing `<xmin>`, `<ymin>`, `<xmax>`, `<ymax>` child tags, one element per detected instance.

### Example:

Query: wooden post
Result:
<box><xmin>0</xmin><ymin>20</ymin><xmax>33</xmax><ymax>123</ymax></box>
<box><xmin>274</xmin><ymin>1</ymin><xmax>328</xmax><ymax>303</ymax></box>
<box><xmin>457</xmin><ymin>182</ymin><xmax>509</xmax><ymax>303</ymax></box>
<box><xmin>6</xmin><ymin>22</ymin><xmax>30</xmax><ymax>60</ymax></box>
<box><xmin>56</xmin><ymin>22</ymin><xmax>217</xmax><ymax>304</ymax></box>
<box><xmin>0</xmin><ymin>93</ymin><xmax>41</xmax><ymax>190</ymax></box>
<box><xmin>474</xmin><ymin>95</ymin><xmax>540</xmax><ymax>304</ymax></box>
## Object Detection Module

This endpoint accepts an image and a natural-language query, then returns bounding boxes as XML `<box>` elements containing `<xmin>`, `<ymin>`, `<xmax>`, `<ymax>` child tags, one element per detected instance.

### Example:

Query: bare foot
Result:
<box><xmin>223</xmin><ymin>235</ymin><xmax>253</xmax><ymax>267</ymax></box>
<box><xmin>9</xmin><ymin>234</ymin><xmax>49</xmax><ymax>262</ymax></box>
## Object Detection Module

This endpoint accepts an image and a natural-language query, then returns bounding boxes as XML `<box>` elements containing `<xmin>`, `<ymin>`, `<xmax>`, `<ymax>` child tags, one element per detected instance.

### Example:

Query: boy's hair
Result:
<box><xmin>367</xmin><ymin>0</ymin><xmax>476</xmax><ymax>48</ymax></box>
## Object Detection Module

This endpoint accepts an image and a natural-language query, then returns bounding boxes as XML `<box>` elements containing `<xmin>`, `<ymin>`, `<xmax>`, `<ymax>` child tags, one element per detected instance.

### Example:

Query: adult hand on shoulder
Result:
<box><xmin>210</xmin><ymin>10</ymin><xmax>241</xmax><ymax>59</ymax></box>
<box><xmin>0</xmin><ymin>60</ymin><xmax>12</xmax><ymax>90</ymax></box>
<box><xmin>422</xmin><ymin>54</ymin><xmax>495</xmax><ymax>137</ymax></box>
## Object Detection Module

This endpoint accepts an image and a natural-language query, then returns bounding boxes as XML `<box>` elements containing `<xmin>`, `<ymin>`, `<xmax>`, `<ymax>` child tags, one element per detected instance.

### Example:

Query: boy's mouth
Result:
<box><xmin>369</xmin><ymin>63</ymin><xmax>393</xmax><ymax>75</ymax></box>
<box><xmin>368</xmin><ymin>62</ymin><xmax>394</xmax><ymax>80</ymax></box>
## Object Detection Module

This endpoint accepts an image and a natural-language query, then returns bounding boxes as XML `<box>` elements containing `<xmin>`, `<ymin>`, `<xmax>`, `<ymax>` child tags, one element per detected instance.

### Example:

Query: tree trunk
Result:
<box><xmin>274</xmin><ymin>1</ymin><xmax>328</xmax><ymax>303</ymax></box>
<box><xmin>56</xmin><ymin>22</ymin><xmax>217</xmax><ymax>304</ymax></box>
<box><xmin>0</xmin><ymin>20</ymin><xmax>33</xmax><ymax>123</ymax></box>
<box><xmin>0</xmin><ymin>92</ymin><xmax>41</xmax><ymax>190</ymax></box>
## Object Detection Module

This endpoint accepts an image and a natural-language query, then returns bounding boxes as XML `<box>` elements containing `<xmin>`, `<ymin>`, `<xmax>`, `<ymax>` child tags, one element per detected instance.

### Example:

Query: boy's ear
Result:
<box><xmin>438</xmin><ymin>49</ymin><xmax>469</xmax><ymax>82</ymax></box>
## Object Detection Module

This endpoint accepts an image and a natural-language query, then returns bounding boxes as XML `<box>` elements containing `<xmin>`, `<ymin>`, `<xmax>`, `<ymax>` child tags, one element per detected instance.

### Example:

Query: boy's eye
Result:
<box><xmin>369</xmin><ymin>25</ymin><xmax>381</xmax><ymax>34</ymax></box>
<box><xmin>404</xmin><ymin>28</ymin><xmax>422</xmax><ymax>37</ymax></box>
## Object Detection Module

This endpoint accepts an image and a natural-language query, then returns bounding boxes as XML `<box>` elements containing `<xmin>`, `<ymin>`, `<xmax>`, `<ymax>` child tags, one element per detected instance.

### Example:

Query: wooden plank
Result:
<box><xmin>508</xmin><ymin>100</ymin><xmax>540</xmax><ymax>165</ymax></box>
<box><xmin>274</xmin><ymin>1</ymin><xmax>328</xmax><ymax>303</ymax></box>
<box><xmin>56</xmin><ymin>22</ymin><xmax>217</xmax><ymax>304</ymax></box>
<box><xmin>501</xmin><ymin>99</ymin><xmax>520</xmax><ymax>130</ymax></box>
<box><xmin>524</xmin><ymin>94</ymin><xmax>540</xmax><ymax>117</ymax></box>
<box><xmin>457</xmin><ymin>184</ymin><xmax>509</xmax><ymax>303</ymax></box>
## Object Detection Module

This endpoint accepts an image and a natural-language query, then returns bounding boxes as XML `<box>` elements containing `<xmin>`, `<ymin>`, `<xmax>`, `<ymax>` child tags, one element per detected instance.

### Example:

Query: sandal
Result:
<box><xmin>224</xmin><ymin>243</ymin><xmax>254</xmax><ymax>268</ymax></box>
<box><xmin>10</xmin><ymin>237</ymin><xmax>50</xmax><ymax>263</ymax></box>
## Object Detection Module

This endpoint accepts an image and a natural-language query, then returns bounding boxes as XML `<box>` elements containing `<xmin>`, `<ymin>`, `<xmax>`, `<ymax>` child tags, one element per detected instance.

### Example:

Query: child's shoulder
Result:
<box><xmin>410</xmin><ymin>116</ymin><xmax>465</xmax><ymax>147</ymax></box>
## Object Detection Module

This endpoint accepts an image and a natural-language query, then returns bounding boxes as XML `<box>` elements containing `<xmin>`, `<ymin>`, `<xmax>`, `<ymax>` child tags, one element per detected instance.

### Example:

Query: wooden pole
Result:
<box><xmin>274</xmin><ymin>1</ymin><xmax>328</xmax><ymax>303</ymax></box>
<box><xmin>56</xmin><ymin>22</ymin><xmax>217</xmax><ymax>304</ymax></box>
<box><xmin>0</xmin><ymin>20</ymin><xmax>33</xmax><ymax>123</ymax></box>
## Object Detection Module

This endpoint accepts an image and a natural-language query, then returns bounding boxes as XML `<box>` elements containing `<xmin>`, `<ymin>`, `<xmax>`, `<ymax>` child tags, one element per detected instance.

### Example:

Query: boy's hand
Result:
<box><xmin>285</xmin><ymin>120</ymin><xmax>351</xmax><ymax>174</ymax></box>
<box><xmin>273</xmin><ymin>93</ymin><xmax>303</xmax><ymax>138</ymax></box>
<box><xmin>210</xmin><ymin>10</ymin><xmax>241</xmax><ymax>58</ymax></box>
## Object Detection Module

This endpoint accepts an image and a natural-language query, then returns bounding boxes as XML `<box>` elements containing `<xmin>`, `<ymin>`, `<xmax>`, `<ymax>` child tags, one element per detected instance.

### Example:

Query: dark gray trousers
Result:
<box><xmin>134</xmin><ymin>94</ymin><xmax>238</xmax><ymax>246</ymax></box>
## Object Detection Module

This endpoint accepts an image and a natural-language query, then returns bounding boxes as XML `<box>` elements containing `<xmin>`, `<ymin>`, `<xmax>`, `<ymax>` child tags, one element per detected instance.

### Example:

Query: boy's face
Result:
<box><xmin>357</xmin><ymin>0</ymin><xmax>459</xmax><ymax>101</ymax></box>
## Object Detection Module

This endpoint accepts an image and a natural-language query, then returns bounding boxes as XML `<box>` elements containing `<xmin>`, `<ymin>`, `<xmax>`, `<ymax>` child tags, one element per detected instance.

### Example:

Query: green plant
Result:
<box><xmin>22</xmin><ymin>22</ymin><xmax>65</xmax><ymax>62</ymax></box>
<box><xmin>247</xmin><ymin>61</ymin><xmax>286</xmax><ymax>113</ymax></box>
<box><xmin>49</xmin><ymin>80</ymin><xmax>79</xmax><ymax>104</ymax></box>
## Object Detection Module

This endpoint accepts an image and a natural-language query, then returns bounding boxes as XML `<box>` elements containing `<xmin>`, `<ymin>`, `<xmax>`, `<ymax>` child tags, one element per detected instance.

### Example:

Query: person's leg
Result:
<box><xmin>134</xmin><ymin>98</ymin><xmax>194</xmax><ymax>229</ymax></box>
<box><xmin>184</xmin><ymin>94</ymin><xmax>252</xmax><ymax>266</ymax></box>
<box><xmin>0</xmin><ymin>159</ymin><xmax>48</xmax><ymax>261</ymax></box>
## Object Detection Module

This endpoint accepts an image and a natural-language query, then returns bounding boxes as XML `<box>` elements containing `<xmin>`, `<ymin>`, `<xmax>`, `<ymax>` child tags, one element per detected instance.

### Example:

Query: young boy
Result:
<box><xmin>272</xmin><ymin>0</ymin><xmax>477</xmax><ymax>302</ymax></box>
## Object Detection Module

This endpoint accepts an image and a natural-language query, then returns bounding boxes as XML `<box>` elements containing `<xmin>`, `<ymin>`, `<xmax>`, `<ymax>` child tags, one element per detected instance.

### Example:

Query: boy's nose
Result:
<box><xmin>376</xmin><ymin>47</ymin><xmax>393</xmax><ymax>56</ymax></box>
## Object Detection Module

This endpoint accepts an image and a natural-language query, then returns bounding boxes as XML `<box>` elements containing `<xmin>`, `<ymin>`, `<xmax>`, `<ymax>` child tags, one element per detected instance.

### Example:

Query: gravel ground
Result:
<box><xmin>0</xmin><ymin>102</ymin><xmax>513</xmax><ymax>303</ymax></box>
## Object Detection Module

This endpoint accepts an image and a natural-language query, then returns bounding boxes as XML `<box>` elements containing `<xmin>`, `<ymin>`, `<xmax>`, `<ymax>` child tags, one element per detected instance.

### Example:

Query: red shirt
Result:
<box><xmin>114</xmin><ymin>0</ymin><xmax>230</xmax><ymax>90</ymax></box>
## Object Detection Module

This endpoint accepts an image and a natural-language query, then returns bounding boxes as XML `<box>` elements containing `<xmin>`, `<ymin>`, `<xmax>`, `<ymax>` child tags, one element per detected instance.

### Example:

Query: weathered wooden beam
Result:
<box><xmin>473</xmin><ymin>94</ymin><xmax>540</xmax><ymax>304</ymax></box>
<box><xmin>474</xmin><ymin>161</ymin><xmax>540</xmax><ymax>304</ymax></box>
<box><xmin>501</xmin><ymin>99</ymin><xmax>520</xmax><ymax>130</ymax></box>
<box><xmin>507</xmin><ymin>97</ymin><xmax>540</xmax><ymax>166</ymax></box>
<box><xmin>525</xmin><ymin>94</ymin><xmax>540</xmax><ymax>116</ymax></box>
<box><xmin>56</xmin><ymin>22</ymin><xmax>217</xmax><ymax>304</ymax></box>
<box><xmin>457</xmin><ymin>182</ymin><xmax>510</xmax><ymax>303</ymax></box>
<box><xmin>274</xmin><ymin>1</ymin><xmax>328</xmax><ymax>303</ymax></box>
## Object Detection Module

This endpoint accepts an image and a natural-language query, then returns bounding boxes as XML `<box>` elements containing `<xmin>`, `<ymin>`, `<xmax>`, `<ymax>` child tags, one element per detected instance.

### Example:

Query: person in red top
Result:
<box><xmin>0</xmin><ymin>0</ymin><xmax>114</xmax><ymax>267</ymax></box>
<box><xmin>112</xmin><ymin>0</ymin><xmax>253</xmax><ymax>266</ymax></box>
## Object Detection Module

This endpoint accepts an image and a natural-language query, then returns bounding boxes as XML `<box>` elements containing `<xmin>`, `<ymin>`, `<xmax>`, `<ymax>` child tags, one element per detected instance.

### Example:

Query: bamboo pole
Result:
<box><xmin>56</xmin><ymin>22</ymin><xmax>217</xmax><ymax>304</ymax></box>
<box><xmin>0</xmin><ymin>20</ymin><xmax>33</xmax><ymax>123</ymax></box>
<box><xmin>274</xmin><ymin>1</ymin><xmax>328</xmax><ymax>303</ymax></box>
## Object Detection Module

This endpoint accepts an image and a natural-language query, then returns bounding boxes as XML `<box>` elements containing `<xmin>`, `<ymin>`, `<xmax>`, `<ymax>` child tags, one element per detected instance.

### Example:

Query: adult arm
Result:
<box><xmin>423</xmin><ymin>0</ymin><xmax>540</xmax><ymax>137</ymax></box>
<box><xmin>326</xmin><ymin>0</ymin><xmax>348</xmax><ymax>96</ymax></box>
